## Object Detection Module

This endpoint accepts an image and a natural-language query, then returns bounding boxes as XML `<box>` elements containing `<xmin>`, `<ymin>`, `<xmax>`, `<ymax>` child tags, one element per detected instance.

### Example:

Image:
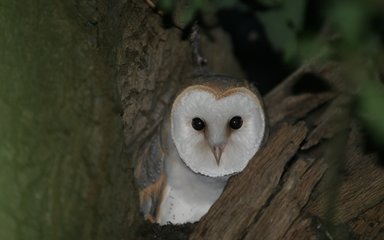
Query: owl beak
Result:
<box><xmin>211</xmin><ymin>144</ymin><xmax>225</xmax><ymax>166</ymax></box>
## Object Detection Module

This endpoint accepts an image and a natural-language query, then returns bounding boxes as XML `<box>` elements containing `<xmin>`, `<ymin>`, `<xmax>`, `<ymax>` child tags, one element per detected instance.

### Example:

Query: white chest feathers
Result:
<box><xmin>157</xmin><ymin>150</ymin><xmax>228</xmax><ymax>225</ymax></box>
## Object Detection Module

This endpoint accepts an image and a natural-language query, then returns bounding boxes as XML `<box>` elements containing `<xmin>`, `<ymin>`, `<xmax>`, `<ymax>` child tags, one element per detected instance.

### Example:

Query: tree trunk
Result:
<box><xmin>98</xmin><ymin>1</ymin><xmax>384</xmax><ymax>239</ymax></box>
<box><xmin>95</xmin><ymin>1</ymin><xmax>246</xmax><ymax>239</ymax></box>
<box><xmin>190</xmin><ymin>63</ymin><xmax>384</xmax><ymax>239</ymax></box>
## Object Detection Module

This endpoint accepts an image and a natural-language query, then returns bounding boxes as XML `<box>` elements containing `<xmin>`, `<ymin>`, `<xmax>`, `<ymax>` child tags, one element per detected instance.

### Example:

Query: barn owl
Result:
<box><xmin>134</xmin><ymin>74</ymin><xmax>267</xmax><ymax>225</ymax></box>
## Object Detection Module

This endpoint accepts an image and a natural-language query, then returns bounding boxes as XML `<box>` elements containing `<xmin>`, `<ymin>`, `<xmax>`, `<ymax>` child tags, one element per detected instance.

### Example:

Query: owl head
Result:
<box><xmin>171</xmin><ymin>76</ymin><xmax>267</xmax><ymax>177</ymax></box>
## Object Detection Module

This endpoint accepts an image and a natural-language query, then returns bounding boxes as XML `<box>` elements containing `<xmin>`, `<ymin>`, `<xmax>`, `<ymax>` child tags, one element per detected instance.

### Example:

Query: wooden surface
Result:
<box><xmin>108</xmin><ymin>1</ymin><xmax>248</xmax><ymax>239</ymax></box>
<box><xmin>190</xmin><ymin>62</ymin><xmax>384</xmax><ymax>239</ymax></box>
<box><xmin>109</xmin><ymin>1</ymin><xmax>383</xmax><ymax>238</ymax></box>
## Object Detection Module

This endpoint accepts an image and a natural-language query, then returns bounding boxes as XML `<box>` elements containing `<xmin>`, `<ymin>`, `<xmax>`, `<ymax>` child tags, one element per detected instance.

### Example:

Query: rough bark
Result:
<box><xmin>95</xmin><ymin>0</ymin><xmax>245</xmax><ymax>239</ymax></box>
<box><xmin>190</xmin><ymin>63</ymin><xmax>384</xmax><ymax>240</ymax></box>
<box><xmin>97</xmin><ymin>1</ymin><xmax>383</xmax><ymax>239</ymax></box>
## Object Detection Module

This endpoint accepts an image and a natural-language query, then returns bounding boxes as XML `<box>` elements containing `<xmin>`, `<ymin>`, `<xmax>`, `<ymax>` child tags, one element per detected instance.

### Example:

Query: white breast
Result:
<box><xmin>157</xmin><ymin>148</ymin><xmax>228</xmax><ymax>225</ymax></box>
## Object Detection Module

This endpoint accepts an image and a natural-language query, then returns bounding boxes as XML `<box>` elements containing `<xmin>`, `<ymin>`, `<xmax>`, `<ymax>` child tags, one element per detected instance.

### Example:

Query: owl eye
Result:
<box><xmin>191</xmin><ymin>117</ymin><xmax>205</xmax><ymax>131</ymax></box>
<box><xmin>229</xmin><ymin>116</ymin><xmax>243</xmax><ymax>130</ymax></box>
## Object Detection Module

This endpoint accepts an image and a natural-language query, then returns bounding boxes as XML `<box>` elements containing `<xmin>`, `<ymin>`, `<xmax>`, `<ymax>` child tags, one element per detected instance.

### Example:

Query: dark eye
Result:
<box><xmin>229</xmin><ymin>116</ymin><xmax>243</xmax><ymax>130</ymax></box>
<box><xmin>191</xmin><ymin>117</ymin><xmax>205</xmax><ymax>131</ymax></box>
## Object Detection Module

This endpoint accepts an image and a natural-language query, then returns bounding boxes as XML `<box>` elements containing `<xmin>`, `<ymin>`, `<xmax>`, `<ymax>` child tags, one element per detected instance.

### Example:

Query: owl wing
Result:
<box><xmin>134</xmin><ymin>125</ymin><xmax>167</xmax><ymax>222</ymax></box>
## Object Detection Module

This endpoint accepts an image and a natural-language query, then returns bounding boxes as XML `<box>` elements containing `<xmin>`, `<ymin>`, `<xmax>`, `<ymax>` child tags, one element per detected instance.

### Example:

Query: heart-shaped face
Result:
<box><xmin>171</xmin><ymin>85</ymin><xmax>266</xmax><ymax>177</ymax></box>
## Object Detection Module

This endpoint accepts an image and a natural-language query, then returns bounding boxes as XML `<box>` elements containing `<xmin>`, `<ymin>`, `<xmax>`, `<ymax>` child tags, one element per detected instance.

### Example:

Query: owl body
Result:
<box><xmin>158</xmin><ymin>141</ymin><xmax>228</xmax><ymax>224</ymax></box>
<box><xmin>135</xmin><ymin>75</ymin><xmax>267</xmax><ymax>225</ymax></box>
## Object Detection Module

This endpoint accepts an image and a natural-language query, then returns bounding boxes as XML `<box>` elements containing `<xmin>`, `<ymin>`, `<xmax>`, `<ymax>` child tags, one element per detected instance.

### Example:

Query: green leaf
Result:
<box><xmin>328</xmin><ymin>1</ymin><xmax>368</xmax><ymax>45</ymax></box>
<box><xmin>214</xmin><ymin>0</ymin><xmax>238</xmax><ymax>9</ymax></box>
<box><xmin>181</xmin><ymin>6</ymin><xmax>198</xmax><ymax>24</ymax></box>
<box><xmin>297</xmin><ymin>37</ymin><xmax>330</xmax><ymax>61</ymax></box>
<box><xmin>358</xmin><ymin>80</ymin><xmax>384</xmax><ymax>144</ymax></box>
<box><xmin>159</xmin><ymin>0</ymin><xmax>175</xmax><ymax>12</ymax></box>
<box><xmin>257</xmin><ymin>0</ymin><xmax>283</xmax><ymax>7</ymax></box>
<box><xmin>257</xmin><ymin>0</ymin><xmax>306</xmax><ymax>61</ymax></box>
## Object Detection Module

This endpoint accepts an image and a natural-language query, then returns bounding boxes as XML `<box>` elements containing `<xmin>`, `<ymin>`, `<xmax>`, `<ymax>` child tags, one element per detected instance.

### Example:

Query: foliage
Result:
<box><xmin>160</xmin><ymin>0</ymin><xmax>384</xmax><ymax>145</ymax></box>
<box><xmin>358</xmin><ymin>79</ymin><xmax>384</xmax><ymax>143</ymax></box>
